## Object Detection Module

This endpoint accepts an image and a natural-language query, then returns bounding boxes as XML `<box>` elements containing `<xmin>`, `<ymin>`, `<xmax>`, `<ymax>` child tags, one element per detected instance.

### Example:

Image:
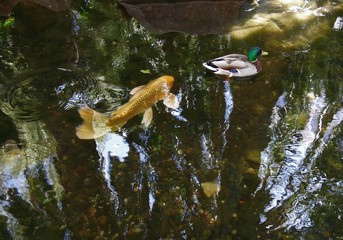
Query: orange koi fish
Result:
<box><xmin>76</xmin><ymin>75</ymin><xmax>179</xmax><ymax>139</ymax></box>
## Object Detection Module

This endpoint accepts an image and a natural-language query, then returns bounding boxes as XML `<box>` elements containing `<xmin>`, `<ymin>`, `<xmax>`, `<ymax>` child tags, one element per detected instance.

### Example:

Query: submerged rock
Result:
<box><xmin>201</xmin><ymin>182</ymin><xmax>220</xmax><ymax>197</ymax></box>
<box><xmin>119</xmin><ymin>0</ymin><xmax>245</xmax><ymax>34</ymax></box>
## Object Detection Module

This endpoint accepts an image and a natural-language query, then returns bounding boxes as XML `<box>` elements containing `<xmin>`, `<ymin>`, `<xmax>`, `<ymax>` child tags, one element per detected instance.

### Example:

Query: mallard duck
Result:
<box><xmin>203</xmin><ymin>47</ymin><xmax>268</xmax><ymax>79</ymax></box>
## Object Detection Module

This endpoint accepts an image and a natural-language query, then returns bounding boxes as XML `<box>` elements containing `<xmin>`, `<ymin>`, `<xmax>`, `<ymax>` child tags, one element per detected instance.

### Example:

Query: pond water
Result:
<box><xmin>0</xmin><ymin>0</ymin><xmax>342</xmax><ymax>239</ymax></box>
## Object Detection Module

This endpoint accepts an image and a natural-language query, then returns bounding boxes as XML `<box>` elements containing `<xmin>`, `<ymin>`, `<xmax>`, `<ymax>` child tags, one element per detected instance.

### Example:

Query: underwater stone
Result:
<box><xmin>201</xmin><ymin>182</ymin><xmax>220</xmax><ymax>198</ymax></box>
<box><xmin>230</xmin><ymin>15</ymin><xmax>283</xmax><ymax>40</ymax></box>
<box><xmin>119</xmin><ymin>0</ymin><xmax>245</xmax><ymax>34</ymax></box>
<box><xmin>245</xmin><ymin>168</ymin><xmax>257</xmax><ymax>175</ymax></box>
<box><xmin>245</xmin><ymin>149</ymin><xmax>261</xmax><ymax>164</ymax></box>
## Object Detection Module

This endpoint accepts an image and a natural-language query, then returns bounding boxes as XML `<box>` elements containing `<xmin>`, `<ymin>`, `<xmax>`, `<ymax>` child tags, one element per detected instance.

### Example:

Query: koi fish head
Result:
<box><xmin>159</xmin><ymin>75</ymin><xmax>175</xmax><ymax>90</ymax></box>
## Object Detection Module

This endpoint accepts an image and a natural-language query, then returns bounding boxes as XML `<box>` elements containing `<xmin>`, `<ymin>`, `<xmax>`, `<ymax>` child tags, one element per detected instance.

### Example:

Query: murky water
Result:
<box><xmin>0</xmin><ymin>0</ymin><xmax>342</xmax><ymax>239</ymax></box>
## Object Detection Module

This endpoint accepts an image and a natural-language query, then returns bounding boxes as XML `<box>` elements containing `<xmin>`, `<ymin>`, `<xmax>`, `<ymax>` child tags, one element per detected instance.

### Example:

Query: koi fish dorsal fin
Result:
<box><xmin>130</xmin><ymin>85</ymin><xmax>145</xmax><ymax>96</ymax></box>
<box><xmin>125</xmin><ymin>85</ymin><xmax>146</xmax><ymax>104</ymax></box>
<box><xmin>141</xmin><ymin>107</ymin><xmax>153</xmax><ymax>127</ymax></box>
<box><xmin>163</xmin><ymin>93</ymin><xmax>179</xmax><ymax>110</ymax></box>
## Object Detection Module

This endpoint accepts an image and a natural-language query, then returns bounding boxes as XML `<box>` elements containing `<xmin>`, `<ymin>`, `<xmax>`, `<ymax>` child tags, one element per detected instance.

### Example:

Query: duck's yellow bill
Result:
<box><xmin>261</xmin><ymin>51</ymin><xmax>269</xmax><ymax>56</ymax></box>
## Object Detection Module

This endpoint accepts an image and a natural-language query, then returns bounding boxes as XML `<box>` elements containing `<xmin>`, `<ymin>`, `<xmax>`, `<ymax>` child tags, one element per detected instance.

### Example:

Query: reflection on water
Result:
<box><xmin>255</xmin><ymin>55</ymin><xmax>342</xmax><ymax>233</ymax></box>
<box><xmin>0</xmin><ymin>0</ymin><xmax>342</xmax><ymax>238</ymax></box>
<box><xmin>89</xmin><ymin>79</ymin><xmax>233</xmax><ymax>238</ymax></box>
<box><xmin>95</xmin><ymin>132</ymin><xmax>130</xmax><ymax>213</ymax></box>
<box><xmin>0</xmin><ymin>122</ymin><xmax>65</xmax><ymax>239</ymax></box>
<box><xmin>0</xmin><ymin>68</ymin><xmax>124</xmax><ymax>238</ymax></box>
<box><xmin>97</xmin><ymin>133</ymin><xmax>130</xmax><ymax>163</ymax></box>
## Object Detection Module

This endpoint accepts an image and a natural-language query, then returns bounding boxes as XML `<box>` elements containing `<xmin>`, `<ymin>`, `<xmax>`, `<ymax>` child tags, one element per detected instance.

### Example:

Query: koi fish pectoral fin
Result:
<box><xmin>141</xmin><ymin>107</ymin><xmax>153</xmax><ymax>127</ymax></box>
<box><xmin>163</xmin><ymin>93</ymin><xmax>179</xmax><ymax>109</ymax></box>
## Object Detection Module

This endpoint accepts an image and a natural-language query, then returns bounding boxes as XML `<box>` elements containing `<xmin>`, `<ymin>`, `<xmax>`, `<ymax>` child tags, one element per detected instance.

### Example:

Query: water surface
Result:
<box><xmin>0</xmin><ymin>0</ymin><xmax>342</xmax><ymax>239</ymax></box>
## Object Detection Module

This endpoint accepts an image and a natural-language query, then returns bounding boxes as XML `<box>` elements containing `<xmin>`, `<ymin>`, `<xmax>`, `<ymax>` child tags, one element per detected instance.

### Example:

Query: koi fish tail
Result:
<box><xmin>76</xmin><ymin>106</ymin><xmax>112</xmax><ymax>139</ymax></box>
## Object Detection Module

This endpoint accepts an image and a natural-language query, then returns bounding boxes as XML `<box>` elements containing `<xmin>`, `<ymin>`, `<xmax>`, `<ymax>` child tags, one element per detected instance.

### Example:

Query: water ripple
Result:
<box><xmin>0</xmin><ymin>68</ymin><xmax>123</xmax><ymax>121</ymax></box>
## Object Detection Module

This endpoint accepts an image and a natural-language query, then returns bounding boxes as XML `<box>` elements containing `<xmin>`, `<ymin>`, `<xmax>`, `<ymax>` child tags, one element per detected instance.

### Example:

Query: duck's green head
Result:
<box><xmin>247</xmin><ymin>47</ymin><xmax>263</xmax><ymax>62</ymax></box>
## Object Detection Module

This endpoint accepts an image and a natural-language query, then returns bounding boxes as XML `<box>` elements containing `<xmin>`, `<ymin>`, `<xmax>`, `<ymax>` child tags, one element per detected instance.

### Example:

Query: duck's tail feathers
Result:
<box><xmin>76</xmin><ymin>106</ymin><xmax>112</xmax><ymax>139</ymax></box>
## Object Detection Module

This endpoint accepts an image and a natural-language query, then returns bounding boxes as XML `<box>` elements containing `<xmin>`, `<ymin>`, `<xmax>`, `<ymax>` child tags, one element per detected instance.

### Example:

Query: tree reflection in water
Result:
<box><xmin>255</xmin><ymin>48</ymin><xmax>343</xmax><ymax>234</ymax></box>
